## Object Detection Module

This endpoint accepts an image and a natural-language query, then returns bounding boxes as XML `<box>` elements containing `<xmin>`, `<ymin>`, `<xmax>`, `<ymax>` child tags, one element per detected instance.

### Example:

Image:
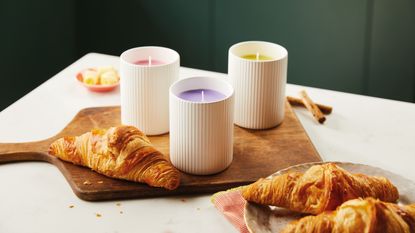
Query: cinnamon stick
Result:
<box><xmin>287</xmin><ymin>96</ymin><xmax>332</xmax><ymax>115</ymax></box>
<box><xmin>299</xmin><ymin>90</ymin><xmax>326</xmax><ymax>124</ymax></box>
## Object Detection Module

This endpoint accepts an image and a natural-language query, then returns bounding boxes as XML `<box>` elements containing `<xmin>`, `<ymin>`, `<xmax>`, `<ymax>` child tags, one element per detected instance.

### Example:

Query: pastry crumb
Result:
<box><xmin>83</xmin><ymin>180</ymin><xmax>92</xmax><ymax>185</ymax></box>
<box><xmin>69</xmin><ymin>205</ymin><xmax>74</xmax><ymax>208</ymax></box>
<box><xmin>97</xmin><ymin>181</ymin><xmax>104</xmax><ymax>184</ymax></box>
<box><xmin>96</xmin><ymin>213</ymin><xmax>102</xmax><ymax>218</ymax></box>
<box><xmin>116</xmin><ymin>202</ymin><xmax>121</xmax><ymax>206</ymax></box>
<box><xmin>181</xmin><ymin>199</ymin><xmax>186</xmax><ymax>203</ymax></box>
<box><xmin>119</xmin><ymin>211</ymin><xmax>123</xmax><ymax>214</ymax></box>
<box><xmin>196</xmin><ymin>208</ymin><xmax>200</xmax><ymax>211</ymax></box>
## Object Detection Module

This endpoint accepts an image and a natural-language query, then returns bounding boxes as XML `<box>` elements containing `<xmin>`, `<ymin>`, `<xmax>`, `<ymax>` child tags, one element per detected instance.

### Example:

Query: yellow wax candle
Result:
<box><xmin>241</xmin><ymin>52</ymin><xmax>273</xmax><ymax>61</ymax></box>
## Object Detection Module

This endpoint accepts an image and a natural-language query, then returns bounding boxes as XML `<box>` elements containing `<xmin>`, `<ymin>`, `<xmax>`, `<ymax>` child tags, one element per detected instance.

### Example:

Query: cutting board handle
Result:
<box><xmin>0</xmin><ymin>140</ymin><xmax>55</xmax><ymax>163</ymax></box>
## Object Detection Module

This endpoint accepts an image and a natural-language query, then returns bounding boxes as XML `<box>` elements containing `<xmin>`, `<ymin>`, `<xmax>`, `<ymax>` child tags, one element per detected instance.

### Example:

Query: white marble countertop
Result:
<box><xmin>1</xmin><ymin>53</ymin><xmax>414</xmax><ymax>233</ymax></box>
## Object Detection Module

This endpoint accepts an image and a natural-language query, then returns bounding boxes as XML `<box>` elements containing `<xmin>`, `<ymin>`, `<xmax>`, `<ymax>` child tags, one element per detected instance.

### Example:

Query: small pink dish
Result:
<box><xmin>76</xmin><ymin>68</ymin><xmax>120</xmax><ymax>92</ymax></box>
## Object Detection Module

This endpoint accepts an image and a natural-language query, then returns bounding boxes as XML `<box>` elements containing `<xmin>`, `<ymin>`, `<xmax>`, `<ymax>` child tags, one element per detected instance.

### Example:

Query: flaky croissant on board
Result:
<box><xmin>49</xmin><ymin>125</ymin><xmax>180</xmax><ymax>190</ymax></box>
<box><xmin>242</xmin><ymin>163</ymin><xmax>399</xmax><ymax>214</ymax></box>
<box><xmin>281</xmin><ymin>198</ymin><xmax>415</xmax><ymax>233</ymax></box>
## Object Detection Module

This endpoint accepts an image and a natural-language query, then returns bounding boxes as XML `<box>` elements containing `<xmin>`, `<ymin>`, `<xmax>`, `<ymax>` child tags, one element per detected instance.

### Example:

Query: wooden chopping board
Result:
<box><xmin>0</xmin><ymin>102</ymin><xmax>321</xmax><ymax>201</ymax></box>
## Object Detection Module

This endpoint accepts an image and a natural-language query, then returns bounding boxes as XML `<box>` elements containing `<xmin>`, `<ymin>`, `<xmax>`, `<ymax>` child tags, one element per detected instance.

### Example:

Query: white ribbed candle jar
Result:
<box><xmin>169</xmin><ymin>77</ymin><xmax>234</xmax><ymax>175</ymax></box>
<box><xmin>228</xmin><ymin>41</ymin><xmax>288</xmax><ymax>129</ymax></box>
<box><xmin>120</xmin><ymin>46</ymin><xmax>179</xmax><ymax>135</ymax></box>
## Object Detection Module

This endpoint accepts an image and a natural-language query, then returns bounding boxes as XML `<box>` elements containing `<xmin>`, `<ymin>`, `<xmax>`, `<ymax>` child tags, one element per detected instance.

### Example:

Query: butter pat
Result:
<box><xmin>83</xmin><ymin>70</ymin><xmax>99</xmax><ymax>85</ymax></box>
<box><xmin>97</xmin><ymin>66</ymin><xmax>115</xmax><ymax>76</ymax></box>
<box><xmin>82</xmin><ymin>66</ymin><xmax>119</xmax><ymax>86</ymax></box>
<box><xmin>100</xmin><ymin>71</ymin><xmax>118</xmax><ymax>85</ymax></box>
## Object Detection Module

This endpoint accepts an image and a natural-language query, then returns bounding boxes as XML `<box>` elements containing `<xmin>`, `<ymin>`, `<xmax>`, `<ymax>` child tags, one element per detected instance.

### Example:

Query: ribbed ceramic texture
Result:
<box><xmin>229</xmin><ymin>56</ymin><xmax>287</xmax><ymax>129</ymax></box>
<box><xmin>169</xmin><ymin>94</ymin><xmax>234</xmax><ymax>175</ymax></box>
<box><xmin>120</xmin><ymin>60</ymin><xmax>179</xmax><ymax>135</ymax></box>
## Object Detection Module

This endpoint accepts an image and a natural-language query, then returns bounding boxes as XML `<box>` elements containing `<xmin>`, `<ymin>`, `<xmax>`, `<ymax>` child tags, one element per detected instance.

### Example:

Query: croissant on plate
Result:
<box><xmin>242</xmin><ymin>163</ymin><xmax>399</xmax><ymax>214</ymax></box>
<box><xmin>48</xmin><ymin>125</ymin><xmax>180</xmax><ymax>190</ymax></box>
<box><xmin>281</xmin><ymin>198</ymin><xmax>415</xmax><ymax>233</ymax></box>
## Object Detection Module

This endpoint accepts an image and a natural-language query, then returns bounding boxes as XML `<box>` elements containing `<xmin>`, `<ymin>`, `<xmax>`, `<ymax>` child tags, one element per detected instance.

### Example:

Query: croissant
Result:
<box><xmin>242</xmin><ymin>163</ymin><xmax>399</xmax><ymax>214</ymax></box>
<box><xmin>48</xmin><ymin>125</ymin><xmax>180</xmax><ymax>190</ymax></box>
<box><xmin>281</xmin><ymin>198</ymin><xmax>415</xmax><ymax>233</ymax></box>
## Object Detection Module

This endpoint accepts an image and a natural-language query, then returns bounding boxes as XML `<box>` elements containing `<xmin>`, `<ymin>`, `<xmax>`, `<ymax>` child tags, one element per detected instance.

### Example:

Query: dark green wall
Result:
<box><xmin>1</xmin><ymin>0</ymin><xmax>414</xmax><ymax>111</ymax></box>
<box><xmin>212</xmin><ymin>0</ymin><xmax>368</xmax><ymax>94</ymax></box>
<box><xmin>0</xmin><ymin>0</ymin><xmax>77</xmax><ymax>110</ymax></box>
<box><xmin>367</xmin><ymin>0</ymin><xmax>415</xmax><ymax>101</ymax></box>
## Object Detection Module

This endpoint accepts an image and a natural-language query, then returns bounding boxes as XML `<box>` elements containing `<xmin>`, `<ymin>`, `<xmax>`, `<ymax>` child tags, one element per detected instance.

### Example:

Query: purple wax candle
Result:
<box><xmin>178</xmin><ymin>89</ymin><xmax>226</xmax><ymax>102</ymax></box>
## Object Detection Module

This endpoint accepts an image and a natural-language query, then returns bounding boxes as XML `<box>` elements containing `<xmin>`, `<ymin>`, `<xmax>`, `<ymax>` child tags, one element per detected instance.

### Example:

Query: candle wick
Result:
<box><xmin>149</xmin><ymin>56</ymin><xmax>152</xmax><ymax>66</ymax></box>
<box><xmin>201</xmin><ymin>90</ymin><xmax>205</xmax><ymax>102</ymax></box>
<box><xmin>256</xmin><ymin>52</ymin><xmax>259</xmax><ymax>60</ymax></box>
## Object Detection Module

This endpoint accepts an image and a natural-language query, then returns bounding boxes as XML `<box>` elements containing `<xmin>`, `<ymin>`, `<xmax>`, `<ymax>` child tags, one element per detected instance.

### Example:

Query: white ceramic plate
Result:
<box><xmin>244</xmin><ymin>161</ymin><xmax>415</xmax><ymax>233</ymax></box>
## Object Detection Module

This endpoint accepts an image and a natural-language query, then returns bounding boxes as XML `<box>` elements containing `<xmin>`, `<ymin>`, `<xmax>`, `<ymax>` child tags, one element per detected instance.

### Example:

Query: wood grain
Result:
<box><xmin>0</xmin><ymin>102</ymin><xmax>321</xmax><ymax>201</ymax></box>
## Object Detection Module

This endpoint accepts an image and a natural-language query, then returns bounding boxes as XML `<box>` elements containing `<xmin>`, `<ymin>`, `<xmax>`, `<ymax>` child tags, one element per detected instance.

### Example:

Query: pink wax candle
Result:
<box><xmin>134</xmin><ymin>56</ymin><xmax>165</xmax><ymax>66</ymax></box>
